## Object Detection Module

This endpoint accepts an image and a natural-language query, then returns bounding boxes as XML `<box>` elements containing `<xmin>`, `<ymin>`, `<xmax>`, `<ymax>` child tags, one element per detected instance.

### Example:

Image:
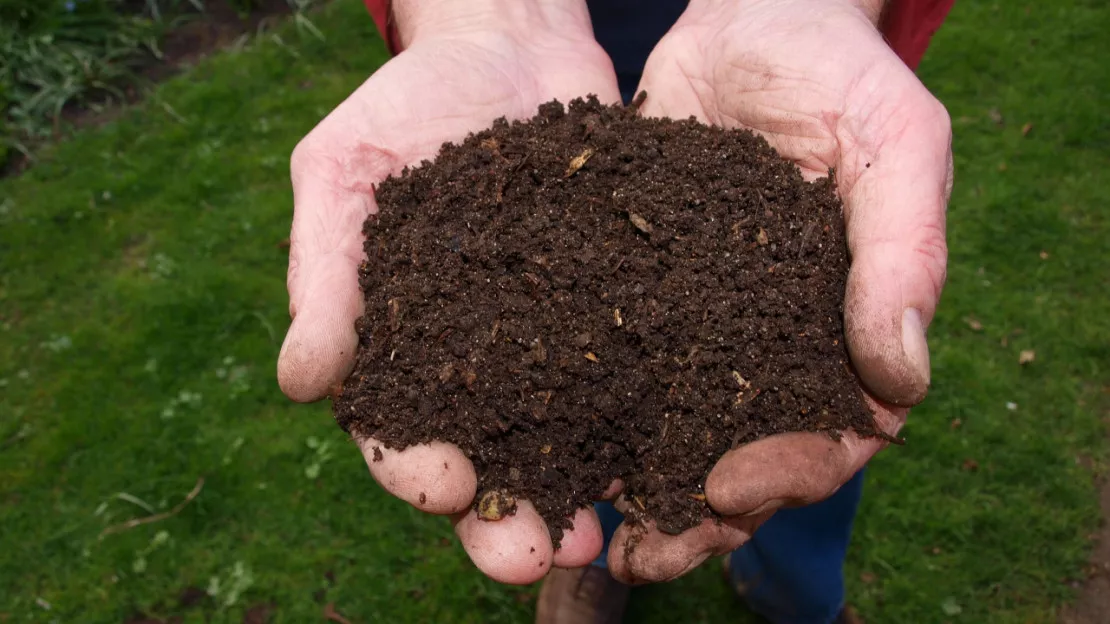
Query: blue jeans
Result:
<box><xmin>593</xmin><ymin>470</ymin><xmax>865</xmax><ymax>624</ymax></box>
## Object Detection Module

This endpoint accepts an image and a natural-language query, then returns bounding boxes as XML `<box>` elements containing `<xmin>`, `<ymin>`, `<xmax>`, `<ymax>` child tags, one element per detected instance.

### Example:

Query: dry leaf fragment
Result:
<box><xmin>628</xmin><ymin>213</ymin><xmax>653</xmax><ymax>234</ymax></box>
<box><xmin>1019</xmin><ymin>349</ymin><xmax>1036</xmax><ymax>365</ymax></box>
<box><xmin>687</xmin><ymin>493</ymin><xmax>706</xmax><ymax>502</ymax></box>
<box><xmin>540</xmin><ymin>444</ymin><xmax>552</xmax><ymax>454</ymax></box>
<box><xmin>477</xmin><ymin>490</ymin><xmax>517</xmax><ymax>521</ymax></box>
<box><xmin>530</xmin><ymin>338</ymin><xmax>547</xmax><ymax>363</ymax></box>
<box><xmin>564</xmin><ymin>148</ymin><xmax>595</xmax><ymax>177</ymax></box>
<box><xmin>1039</xmin><ymin>250</ymin><xmax>1049</xmax><ymax>260</ymax></box>
<box><xmin>584</xmin><ymin>352</ymin><xmax>599</xmax><ymax>363</ymax></box>
<box><xmin>613</xmin><ymin>308</ymin><xmax>623</xmax><ymax>327</ymax></box>
<box><xmin>756</xmin><ymin>228</ymin><xmax>769</xmax><ymax>246</ymax></box>
<box><xmin>962</xmin><ymin>458</ymin><xmax>980</xmax><ymax>472</ymax></box>
<box><xmin>964</xmin><ymin>316</ymin><xmax>983</xmax><ymax>331</ymax></box>
<box><xmin>1021</xmin><ymin>122</ymin><xmax>1033</xmax><ymax>136</ymax></box>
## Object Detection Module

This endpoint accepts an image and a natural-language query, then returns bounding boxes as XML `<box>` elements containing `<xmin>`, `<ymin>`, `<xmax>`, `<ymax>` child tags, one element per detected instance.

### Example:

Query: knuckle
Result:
<box><xmin>289</xmin><ymin>136</ymin><xmax>317</xmax><ymax>175</ymax></box>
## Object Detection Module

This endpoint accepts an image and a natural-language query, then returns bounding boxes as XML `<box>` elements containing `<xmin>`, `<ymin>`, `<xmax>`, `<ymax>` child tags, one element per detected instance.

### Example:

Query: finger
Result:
<box><xmin>706</xmin><ymin>397</ymin><xmax>905</xmax><ymax>516</ymax></box>
<box><xmin>278</xmin><ymin>140</ymin><xmax>392</xmax><ymax>402</ymax></box>
<box><xmin>606</xmin><ymin>514</ymin><xmax>767</xmax><ymax>584</ymax></box>
<box><xmin>600</xmin><ymin>478</ymin><xmax>625</xmax><ymax>500</ymax></box>
<box><xmin>357</xmin><ymin>437</ymin><xmax>476</xmax><ymax>515</ymax></box>
<box><xmin>552</xmin><ymin>506</ymin><xmax>604</xmax><ymax>569</ymax></box>
<box><xmin>453</xmin><ymin>500</ymin><xmax>554</xmax><ymax>585</ymax></box>
<box><xmin>839</xmin><ymin>65</ymin><xmax>952</xmax><ymax>407</ymax></box>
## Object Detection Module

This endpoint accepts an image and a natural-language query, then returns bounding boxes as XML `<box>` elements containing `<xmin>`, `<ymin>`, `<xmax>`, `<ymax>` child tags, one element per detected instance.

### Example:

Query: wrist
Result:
<box><xmin>392</xmin><ymin>0</ymin><xmax>595</xmax><ymax>49</ymax></box>
<box><xmin>684</xmin><ymin>0</ymin><xmax>888</xmax><ymax>27</ymax></box>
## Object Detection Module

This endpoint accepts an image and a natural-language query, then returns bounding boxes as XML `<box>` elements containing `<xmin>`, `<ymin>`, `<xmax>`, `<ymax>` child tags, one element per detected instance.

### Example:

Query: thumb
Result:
<box><xmin>840</xmin><ymin>72</ymin><xmax>952</xmax><ymax>407</ymax></box>
<box><xmin>278</xmin><ymin>140</ymin><xmax>397</xmax><ymax>402</ymax></box>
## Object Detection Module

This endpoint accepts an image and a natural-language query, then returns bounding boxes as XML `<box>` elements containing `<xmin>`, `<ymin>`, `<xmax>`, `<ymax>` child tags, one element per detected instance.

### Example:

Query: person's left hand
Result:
<box><xmin>604</xmin><ymin>0</ymin><xmax>953</xmax><ymax>583</ymax></box>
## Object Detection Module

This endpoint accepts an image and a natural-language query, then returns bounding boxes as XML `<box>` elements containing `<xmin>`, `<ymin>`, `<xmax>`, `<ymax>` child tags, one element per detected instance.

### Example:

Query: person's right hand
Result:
<box><xmin>277</xmin><ymin>0</ymin><xmax>621</xmax><ymax>585</ymax></box>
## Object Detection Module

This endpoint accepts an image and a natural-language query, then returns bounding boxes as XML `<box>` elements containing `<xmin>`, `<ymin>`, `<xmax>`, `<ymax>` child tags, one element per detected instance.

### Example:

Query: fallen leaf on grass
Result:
<box><xmin>988</xmin><ymin>107</ymin><xmax>1004</xmax><ymax>125</ymax></box>
<box><xmin>1019</xmin><ymin>350</ymin><xmax>1036</xmax><ymax>365</ymax></box>
<box><xmin>964</xmin><ymin>316</ymin><xmax>983</xmax><ymax>331</ymax></box>
<box><xmin>860</xmin><ymin>572</ymin><xmax>877</xmax><ymax>584</ymax></box>
<box><xmin>324</xmin><ymin>602</ymin><xmax>354</xmax><ymax>624</ymax></box>
<box><xmin>1039</xmin><ymin>250</ymin><xmax>1049</xmax><ymax>260</ymax></box>
<box><xmin>178</xmin><ymin>586</ymin><xmax>207</xmax><ymax>609</ymax></box>
<box><xmin>1021</xmin><ymin>122</ymin><xmax>1034</xmax><ymax>136</ymax></box>
<box><xmin>242</xmin><ymin>603</ymin><xmax>274</xmax><ymax>624</ymax></box>
<box><xmin>950</xmin><ymin>418</ymin><xmax>963</xmax><ymax>429</ymax></box>
<box><xmin>962</xmin><ymin>458</ymin><xmax>980</xmax><ymax>472</ymax></box>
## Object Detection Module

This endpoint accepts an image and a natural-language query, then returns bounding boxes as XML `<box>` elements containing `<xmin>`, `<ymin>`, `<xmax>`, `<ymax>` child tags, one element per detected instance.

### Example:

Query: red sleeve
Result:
<box><xmin>364</xmin><ymin>0</ymin><xmax>401</xmax><ymax>55</ymax></box>
<box><xmin>362</xmin><ymin>0</ymin><xmax>955</xmax><ymax>70</ymax></box>
<box><xmin>880</xmin><ymin>0</ymin><xmax>956</xmax><ymax>70</ymax></box>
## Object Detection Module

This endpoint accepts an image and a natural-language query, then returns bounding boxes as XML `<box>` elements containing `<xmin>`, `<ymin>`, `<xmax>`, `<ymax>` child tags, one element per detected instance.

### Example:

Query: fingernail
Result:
<box><xmin>901</xmin><ymin>308</ymin><xmax>931</xmax><ymax>389</ymax></box>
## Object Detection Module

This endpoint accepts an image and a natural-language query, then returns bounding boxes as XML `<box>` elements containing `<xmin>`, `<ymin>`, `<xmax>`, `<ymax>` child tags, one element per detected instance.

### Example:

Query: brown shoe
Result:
<box><xmin>535</xmin><ymin>566</ymin><xmax>631</xmax><ymax>624</ymax></box>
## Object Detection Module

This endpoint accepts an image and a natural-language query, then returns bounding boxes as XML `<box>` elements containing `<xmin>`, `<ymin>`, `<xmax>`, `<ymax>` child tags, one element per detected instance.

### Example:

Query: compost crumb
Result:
<box><xmin>332</xmin><ymin>96</ymin><xmax>877</xmax><ymax>544</ymax></box>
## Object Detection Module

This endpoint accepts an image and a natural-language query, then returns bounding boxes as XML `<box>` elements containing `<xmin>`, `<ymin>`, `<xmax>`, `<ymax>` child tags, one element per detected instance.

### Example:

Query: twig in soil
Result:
<box><xmin>99</xmin><ymin>477</ymin><xmax>204</xmax><ymax>540</ymax></box>
<box><xmin>798</xmin><ymin>221</ymin><xmax>817</xmax><ymax>258</ymax></box>
<box><xmin>387</xmin><ymin>298</ymin><xmax>402</xmax><ymax>332</ymax></box>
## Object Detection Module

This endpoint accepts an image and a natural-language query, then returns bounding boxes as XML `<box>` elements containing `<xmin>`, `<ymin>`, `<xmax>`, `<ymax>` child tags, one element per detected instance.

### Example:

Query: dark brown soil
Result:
<box><xmin>333</xmin><ymin>95</ymin><xmax>878</xmax><ymax>544</ymax></box>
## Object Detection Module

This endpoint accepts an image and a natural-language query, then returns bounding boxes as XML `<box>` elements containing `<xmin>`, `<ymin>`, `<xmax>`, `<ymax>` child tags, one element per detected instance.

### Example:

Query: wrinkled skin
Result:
<box><xmin>278</xmin><ymin>0</ymin><xmax>951</xmax><ymax>586</ymax></box>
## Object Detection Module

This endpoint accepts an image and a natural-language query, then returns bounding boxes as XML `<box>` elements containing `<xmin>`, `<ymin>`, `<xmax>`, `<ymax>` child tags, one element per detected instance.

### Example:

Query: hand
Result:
<box><xmin>605</xmin><ymin>0</ymin><xmax>952</xmax><ymax>583</ymax></box>
<box><xmin>277</xmin><ymin>0</ymin><xmax>621</xmax><ymax>585</ymax></box>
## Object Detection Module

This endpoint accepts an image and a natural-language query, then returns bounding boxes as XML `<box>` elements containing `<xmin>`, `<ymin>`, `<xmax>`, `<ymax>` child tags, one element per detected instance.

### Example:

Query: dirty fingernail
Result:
<box><xmin>901</xmin><ymin>308</ymin><xmax>931</xmax><ymax>390</ymax></box>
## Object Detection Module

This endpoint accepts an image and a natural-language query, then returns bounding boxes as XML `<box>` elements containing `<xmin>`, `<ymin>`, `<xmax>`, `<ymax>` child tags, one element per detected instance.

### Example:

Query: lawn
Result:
<box><xmin>1</xmin><ymin>0</ymin><xmax>1108</xmax><ymax>622</ymax></box>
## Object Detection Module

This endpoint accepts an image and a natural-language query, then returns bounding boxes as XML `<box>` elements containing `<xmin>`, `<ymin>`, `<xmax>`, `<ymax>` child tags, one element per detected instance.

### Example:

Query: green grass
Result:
<box><xmin>0</xmin><ymin>0</ymin><xmax>323</xmax><ymax>162</ymax></box>
<box><xmin>1</xmin><ymin>0</ymin><xmax>1107</xmax><ymax>622</ymax></box>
